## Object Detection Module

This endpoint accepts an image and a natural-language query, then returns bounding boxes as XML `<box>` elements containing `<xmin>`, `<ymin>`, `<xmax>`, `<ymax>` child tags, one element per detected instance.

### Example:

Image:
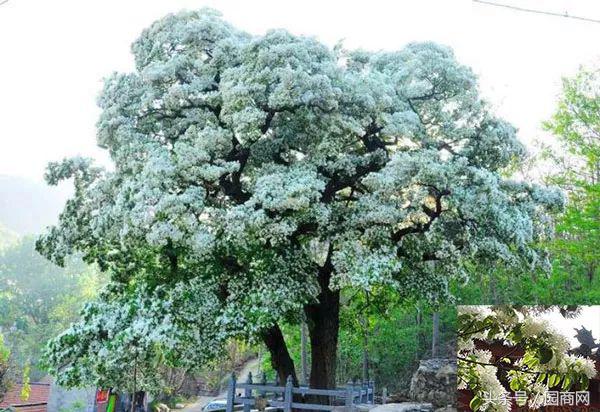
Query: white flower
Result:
<box><xmin>565</xmin><ymin>354</ymin><xmax>597</xmax><ymax>379</ymax></box>
<box><xmin>521</xmin><ymin>318</ymin><xmax>550</xmax><ymax>338</ymax></box>
<box><xmin>39</xmin><ymin>7</ymin><xmax>565</xmax><ymax>394</ymax></box>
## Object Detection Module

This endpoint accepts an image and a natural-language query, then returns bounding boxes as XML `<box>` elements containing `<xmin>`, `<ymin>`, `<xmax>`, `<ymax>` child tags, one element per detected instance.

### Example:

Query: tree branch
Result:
<box><xmin>458</xmin><ymin>356</ymin><xmax>540</xmax><ymax>376</ymax></box>
<box><xmin>392</xmin><ymin>187</ymin><xmax>450</xmax><ymax>242</ymax></box>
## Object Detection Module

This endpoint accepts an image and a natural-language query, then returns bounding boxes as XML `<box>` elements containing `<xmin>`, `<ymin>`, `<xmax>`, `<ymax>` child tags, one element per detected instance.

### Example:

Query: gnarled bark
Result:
<box><xmin>261</xmin><ymin>324</ymin><xmax>299</xmax><ymax>386</ymax></box>
<box><xmin>305</xmin><ymin>248</ymin><xmax>340</xmax><ymax>391</ymax></box>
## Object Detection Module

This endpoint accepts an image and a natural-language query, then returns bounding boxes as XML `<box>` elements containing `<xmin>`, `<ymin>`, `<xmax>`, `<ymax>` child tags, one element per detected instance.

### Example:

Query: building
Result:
<box><xmin>0</xmin><ymin>383</ymin><xmax>51</xmax><ymax>412</ymax></box>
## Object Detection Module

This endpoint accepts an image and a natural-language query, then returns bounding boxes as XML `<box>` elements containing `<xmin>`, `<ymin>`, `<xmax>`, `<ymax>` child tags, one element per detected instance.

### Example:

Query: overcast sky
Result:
<box><xmin>1</xmin><ymin>0</ymin><xmax>600</xmax><ymax>182</ymax></box>
<box><xmin>540</xmin><ymin>307</ymin><xmax>600</xmax><ymax>348</ymax></box>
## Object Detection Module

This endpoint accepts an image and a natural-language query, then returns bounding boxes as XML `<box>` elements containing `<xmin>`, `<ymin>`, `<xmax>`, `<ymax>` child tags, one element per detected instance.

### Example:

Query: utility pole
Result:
<box><xmin>131</xmin><ymin>358</ymin><xmax>137</xmax><ymax>412</ymax></box>
<box><xmin>415</xmin><ymin>305</ymin><xmax>422</xmax><ymax>361</ymax></box>
<box><xmin>431</xmin><ymin>312</ymin><xmax>440</xmax><ymax>358</ymax></box>
<box><xmin>361</xmin><ymin>314</ymin><xmax>370</xmax><ymax>382</ymax></box>
<box><xmin>300</xmin><ymin>320</ymin><xmax>309</xmax><ymax>385</ymax></box>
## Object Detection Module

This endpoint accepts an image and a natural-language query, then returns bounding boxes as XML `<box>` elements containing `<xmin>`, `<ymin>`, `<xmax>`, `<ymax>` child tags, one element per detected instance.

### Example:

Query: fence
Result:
<box><xmin>226</xmin><ymin>373</ymin><xmax>375</xmax><ymax>412</ymax></box>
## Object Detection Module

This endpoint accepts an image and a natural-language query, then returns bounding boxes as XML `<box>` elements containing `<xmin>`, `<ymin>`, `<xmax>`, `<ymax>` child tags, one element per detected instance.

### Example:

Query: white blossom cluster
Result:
<box><xmin>44</xmin><ymin>279</ymin><xmax>225</xmax><ymax>392</ymax></box>
<box><xmin>564</xmin><ymin>354</ymin><xmax>597</xmax><ymax>379</ymax></box>
<box><xmin>458</xmin><ymin>349</ymin><xmax>510</xmax><ymax>412</ymax></box>
<box><xmin>37</xmin><ymin>9</ymin><xmax>564</xmax><ymax>390</ymax></box>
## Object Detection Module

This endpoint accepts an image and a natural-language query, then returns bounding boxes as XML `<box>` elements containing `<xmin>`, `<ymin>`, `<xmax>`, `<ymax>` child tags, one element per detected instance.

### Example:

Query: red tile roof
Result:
<box><xmin>0</xmin><ymin>383</ymin><xmax>51</xmax><ymax>411</ymax></box>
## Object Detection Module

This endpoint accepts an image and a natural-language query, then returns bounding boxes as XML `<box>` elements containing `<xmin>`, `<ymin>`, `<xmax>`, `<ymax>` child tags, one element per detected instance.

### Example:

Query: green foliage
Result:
<box><xmin>542</xmin><ymin>67</ymin><xmax>600</xmax><ymax>287</ymax></box>
<box><xmin>341</xmin><ymin>303</ymin><xmax>456</xmax><ymax>392</ymax></box>
<box><xmin>19</xmin><ymin>362</ymin><xmax>30</xmax><ymax>402</ymax></box>
<box><xmin>58</xmin><ymin>400</ymin><xmax>85</xmax><ymax>412</ymax></box>
<box><xmin>0</xmin><ymin>236</ymin><xmax>104</xmax><ymax>379</ymax></box>
<box><xmin>452</xmin><ymin>263</ymin><xmax>600</xmax><ymax>305</ymax></box>
<box><xmin>261</xmin><ymin>298</ymin><xmax>455</xmax><ymax>392</ymax></box>
<box><xmin>0</xmin><ymin>334</ymin><xmax>12</xmax><ymax>403</ymax></box>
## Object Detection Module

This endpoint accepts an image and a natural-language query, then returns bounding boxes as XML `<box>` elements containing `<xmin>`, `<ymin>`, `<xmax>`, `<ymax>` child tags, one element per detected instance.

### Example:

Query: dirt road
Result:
<box><xmin>181</xmin><ymin>358</ymin><xmax>261</xmax><ymax>412</ymax></box>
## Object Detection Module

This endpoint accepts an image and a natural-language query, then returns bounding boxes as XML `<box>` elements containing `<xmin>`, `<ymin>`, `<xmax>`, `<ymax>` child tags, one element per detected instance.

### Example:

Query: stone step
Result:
<box><xmin>368</xmin><ymin>402</ymin><xmax>434</xmax><ymax>412</ymax></box>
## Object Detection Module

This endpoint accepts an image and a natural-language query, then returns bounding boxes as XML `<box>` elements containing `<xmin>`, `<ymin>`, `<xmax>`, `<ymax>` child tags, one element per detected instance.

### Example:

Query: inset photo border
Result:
<box><xmin>458</xmin><ymin>305</ymin><xmax>600</xmax><ymax>411</ymax></box>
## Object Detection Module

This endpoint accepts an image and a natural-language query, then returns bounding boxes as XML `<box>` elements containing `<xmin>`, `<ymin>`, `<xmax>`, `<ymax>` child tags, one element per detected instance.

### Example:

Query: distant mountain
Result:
<box><xmin>0</xmin><ymin>222</ymin><xmax>18</xmax><ymax>250</ymax></box>
<box><xmin>0</xmin><ymin>175</ymin><xmax>71</xmax><ymax>235</ymax></box>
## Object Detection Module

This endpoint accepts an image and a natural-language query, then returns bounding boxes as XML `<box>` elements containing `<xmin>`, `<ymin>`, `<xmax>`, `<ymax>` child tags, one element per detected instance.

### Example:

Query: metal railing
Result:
<box><xmin>226</xmin><ymin>373</ymin><xmax>375</xmax><ymax>412</ymax></box>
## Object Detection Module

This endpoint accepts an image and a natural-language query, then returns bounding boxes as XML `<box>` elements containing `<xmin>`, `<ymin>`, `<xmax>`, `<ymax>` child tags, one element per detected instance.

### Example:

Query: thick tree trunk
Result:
<box><xmin>261</xmin><ymin>324</ymin><xmax>299</xmax><ymax>386</ymax></box>
<box><xmin>588</xmin><ymin>263</ymin><xmax>596</xmax><ymax>283</ymax></box>
<box><xmin>305</xmin><ymin>250</ymin><xmax>340</xmax><ymax>391</ymax></box>
<box><xmin>306</xmin><ymin>297</ymin><xmax>339</xmax><ymax>389</ymax></box>
<box><xmin>261</xmin><ymin>246</ymin><xmax>342</xmax><ymax>396</ymax></box>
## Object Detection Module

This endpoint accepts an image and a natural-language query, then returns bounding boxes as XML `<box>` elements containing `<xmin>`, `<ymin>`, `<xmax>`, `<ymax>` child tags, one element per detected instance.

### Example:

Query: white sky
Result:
<box><xmin>1</xmin><ymin>0</ymin><xmax>600</xmax><ymax>181</ymax></box>
<box><xmin>539</xmin><ymin>307</ymin><xmax>600</xmax><ymax>349</ymax></box>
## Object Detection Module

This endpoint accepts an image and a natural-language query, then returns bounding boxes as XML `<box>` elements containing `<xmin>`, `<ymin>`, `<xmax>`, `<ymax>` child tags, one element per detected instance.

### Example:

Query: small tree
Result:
<box><xmin>0</xmin><ymin>334</ymin><xmax>12</xmax><ymax>404</ymax></box>
<box><xmin>39</xmin><ymin>9</ymin><xmax>562</xmax><ymax>392</ymax></box>
<box><xmin>542</xmin><ymin>67</ymin><xmax>600</xmax><ymax>284</ymax></box>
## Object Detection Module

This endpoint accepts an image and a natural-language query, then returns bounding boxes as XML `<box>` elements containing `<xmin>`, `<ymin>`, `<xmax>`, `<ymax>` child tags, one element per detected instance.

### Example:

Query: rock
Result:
<box><xmin>332</xmin><ymin>407</ymin><xmax>355</xmax><ymax>412</ymax></box>
<box><xmin>369</xmin><ymin>403</ymin><xmax>433</xmax><ymax>412</ymax></box>
<box><xmin>409</xmin><ymin>358</ymin><xmax>456</xmax><ymax>408</ymax></box>
<box><xmin>355</xmin><ymin>404</ymin><xmax>378</xmax><ymax>412</ymax></box>
<box><xmin>174</xmin><ymin>404</ymin><xmax>186</xmax><ymax>409</ymax></box>
<box><xmin>434</xmin><ymin>407</ymin><xmax>457</xmax><ymax>412</ymax></box>
<box><xmin>335</xmin><ymin>407</ymin><xmax>380</xmax><ymax>412</ymax></box>
<box><xmin>154</xmin><ymin>404</ymin><xmax>170</xmax><ymax>412</ymax></box>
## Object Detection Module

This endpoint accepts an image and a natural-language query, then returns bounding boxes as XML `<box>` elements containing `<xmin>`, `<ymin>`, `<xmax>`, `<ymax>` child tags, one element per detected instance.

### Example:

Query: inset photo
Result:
<box><xmin>458</xmin><ymin>306</ymin><xmax>600</xmax><ymax>411</ymax></box>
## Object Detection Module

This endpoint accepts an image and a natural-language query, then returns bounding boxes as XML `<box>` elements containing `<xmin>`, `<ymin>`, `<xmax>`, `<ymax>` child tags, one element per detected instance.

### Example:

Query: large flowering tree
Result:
<box><xmin>38</xmin><ymin>9</ymin><xmax>562</xmax><ymax>392</ymax></box>
<box><xmin>458</xmin><ymin>306</ymin><xmax>597</xmax><ymax>411</ymax></box>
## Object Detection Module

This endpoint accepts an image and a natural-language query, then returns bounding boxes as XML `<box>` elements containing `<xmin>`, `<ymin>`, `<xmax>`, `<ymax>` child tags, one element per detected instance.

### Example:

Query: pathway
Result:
<box><xmin>181</xmin><ymin>358</ymin><xmax>261</xmax><ymax>412</ymax></box>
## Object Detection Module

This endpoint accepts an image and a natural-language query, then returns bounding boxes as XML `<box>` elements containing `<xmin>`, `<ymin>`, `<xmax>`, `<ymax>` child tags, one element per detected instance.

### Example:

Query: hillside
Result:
<box><xmin>0</xmin><ymin>223</ymin><xmax>18</xmax><ymax>250</ymax></box>
<box><xmin>0</xmin><ymin>175</ymin><xmax>71</xmax><ymax>235</ymax></box>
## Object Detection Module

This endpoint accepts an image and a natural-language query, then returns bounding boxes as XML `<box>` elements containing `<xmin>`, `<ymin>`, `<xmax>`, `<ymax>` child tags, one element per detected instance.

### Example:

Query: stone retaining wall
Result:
<box><xmin>409</xmin><ymin>358</ymin><xmax>456</xmax><ymax>409</ymax></box>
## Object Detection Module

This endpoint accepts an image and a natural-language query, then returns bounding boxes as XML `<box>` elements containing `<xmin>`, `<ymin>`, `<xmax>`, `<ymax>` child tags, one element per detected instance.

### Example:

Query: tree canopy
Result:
<box><xmin>38</xmin><ymin>8</ymin><xmax>562</xmax><ymax>392</ymax></box>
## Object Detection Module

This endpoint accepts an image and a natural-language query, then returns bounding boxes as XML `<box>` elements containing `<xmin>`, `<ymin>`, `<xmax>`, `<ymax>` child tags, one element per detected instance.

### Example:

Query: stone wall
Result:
<box><xmin>409</xmin><ymin>358</ymin><xmax>456</xmax><ymax>409</ymax></box>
